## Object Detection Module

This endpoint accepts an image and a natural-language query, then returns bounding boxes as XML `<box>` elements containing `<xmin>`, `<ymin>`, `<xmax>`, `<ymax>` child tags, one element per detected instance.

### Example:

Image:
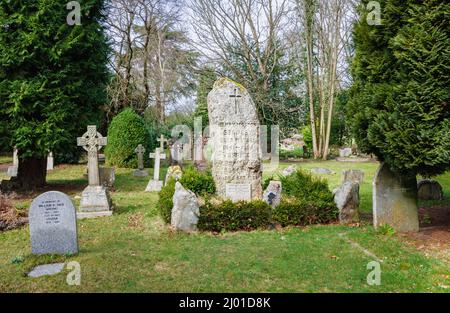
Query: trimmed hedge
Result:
<box><xmin>198</xmin><ymin>199</ymin><xmax>271</xmax><ymax>232</ymax></box>
<box><xmin>273</xmin><ymin>170</ymin><xmax>338</xmax><ymax>226</ymax></box>
<box><xmin>105</xmin><ymin>108</ymin><xmax>153</xmax><ymax>168</ymax></box>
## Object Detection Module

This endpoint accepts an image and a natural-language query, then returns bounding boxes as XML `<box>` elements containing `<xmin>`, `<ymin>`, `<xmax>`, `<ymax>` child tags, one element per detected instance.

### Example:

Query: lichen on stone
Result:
<box><xmin>213</xmin><ymin>77</ymin><xmax>246</xmax><ymax>92</ymax></box>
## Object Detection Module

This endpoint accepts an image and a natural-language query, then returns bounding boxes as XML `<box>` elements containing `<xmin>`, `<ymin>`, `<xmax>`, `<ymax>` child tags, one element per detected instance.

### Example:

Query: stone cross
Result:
<box><xmin>149</xmin><ymin>148</ymin><xmax>166</xmax><ymax>181</ymax></box>
<box><xmin>77</xmin><ymin>125</ymin><xmax>107</xmax><ymax>186</ymax></box>
<box><xmin>134</xmin><ymin>144</ymin><xmax>146</xmax><ymax>170</ymax></box>
<box><xmin>229</xmin><ymin>88</ymin><xmax>242</xmax><ymax>114</ymax></box>
<box><xmin>157</xmin><ymin>134</ymin><xmax>168</xmax><ymax>151</ymax></box>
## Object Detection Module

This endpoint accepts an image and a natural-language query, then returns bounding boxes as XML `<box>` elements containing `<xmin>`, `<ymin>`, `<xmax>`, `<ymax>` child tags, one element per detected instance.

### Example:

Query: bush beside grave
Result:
<box><xmin>272</xmin><ymin>170</ymin><xmax>338</xmax><ymax>226</ymax></box>
<box><xmin>198</xmin><ymin>199</ymin><xmax>271</xmax><ymax>232</ymax></box>
<box><xmin>157</xmin><ymin>169</ymin><xmax>216</xmax><ymax>224</ymax></box>
<box><xmin>105</xmin><ymin>108</ymin><xmax>154</xmax><ymax>168</ymax></box>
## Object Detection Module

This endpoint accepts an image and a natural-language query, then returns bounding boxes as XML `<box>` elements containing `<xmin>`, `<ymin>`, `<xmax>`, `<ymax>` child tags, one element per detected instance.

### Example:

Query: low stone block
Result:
<box><xmin>79</xmin><ymin>185</ymin><xmax>112</xmax><ymax>213</ymax></box>
<box><xmin>334</xmin><ymin>181</ymin><xmax>360</xmax><ymax>224</ymax></box>
<box><xmin>133</xmin><ymin>169</ymin><xmax>149</xmax><ymax>177</ymax></box>
<box><xmin>263</xmin><ymin>181</ymin><xmax>282</xmax><ymax>208</ymax></box>
<box><xmin>146</xmin><ymin>180</ymin><xmax>163</xmax><ymax>192</ymax></box>
<box><xmin>171</xmin><ymin>182</ymin><xmax>199</xmax><ymax>232</ymax></box>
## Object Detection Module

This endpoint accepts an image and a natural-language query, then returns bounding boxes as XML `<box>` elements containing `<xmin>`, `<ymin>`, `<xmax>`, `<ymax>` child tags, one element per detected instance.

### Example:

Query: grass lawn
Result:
<box><xmin>0</xmin><ymin>160</ymin><xmax>449</xmax><ymax>292</ymax></box>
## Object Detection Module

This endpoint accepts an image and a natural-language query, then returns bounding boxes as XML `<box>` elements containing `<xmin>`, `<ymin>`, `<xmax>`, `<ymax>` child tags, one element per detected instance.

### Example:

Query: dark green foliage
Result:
<box><xmin>158</xmin><ymin>178</ymin><xmax>176</xmax><ymax>224</ymax></box>
<box><xmin>105</xmin><ymin>108</ymin><xmax>153</xmax><ymax>168</ymax></box>
<box><xmin>0</xmin><ymin>0</ymin><xmax>109</xmax><ymax>162</ymax></box>
<box><xmin>179</xmin><ymin>167</ymin><xmax>216</xmax><ymax>196</ymax></box>
<box><xmin>348</xmin><ymin>0</ymin><xmax>450</xmax><ymax>176</ymax></box>
<box><xmin>157</xmin><ymin>169</ymin><xmax>216</xmax><ymax>224</ymax></box>
<box><xmin>273</xmin><ymin>170</ymin><xmax>338</xmax><ymax>226</ymax></box>
<box><xmin>198</xmin><ymin>200</ymin><xmax>272</xmax><ymax>232</ymax></box>
<box><xmin>272</xmin><ymin>197</ymin><xmax>338</xmax><ymax>227</ymax></box>
<box><xmin>279</xmin><ymin>148</ymin><xmax>304</xmax><ymax>159</ymax></box>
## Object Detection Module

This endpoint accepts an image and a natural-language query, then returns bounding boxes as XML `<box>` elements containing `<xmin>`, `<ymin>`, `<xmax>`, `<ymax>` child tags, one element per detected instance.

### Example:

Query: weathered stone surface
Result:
<box><xmin>133</xmin><ymin>144</ymin><xmax>148</xmax><ymax>177</ymax></box>
<box><xmin>282</xmin><ymin>165</ymin><xmax>297</xmax><ymax>177</ymax></box>
<box><xmin>263</xmin><ymin>181</ymin><xmax>282</xmax><ymax>208</ymax></box>
<box><xmin>226</xmin><ymin>183</ymin><xmax>252</xmax><ymax>202</ymax></box>
<box><xmin>146</xmin><ymin>180</ymin><xmax>163</xmax><ymax>192</ymax></box>
<box><xmin>165</xmin><ymin>165</ymin><xmax>183</xmax><ymax>185</ymax></box>
<box><xmin>171</xmin><ymin>182</ymin><xmax>199</xmax><ymax>232</ymax></box>
<box><xmin>373</xmin><ymin>163</ymin><xmax>419</xmax><ymax>232</ymax></box>
<box><xmin>99</xmin><ymin>167</ymin><xmax>115</xmax><ymax>188</ymax></box>
<box><xmin>79</xmin><ymin>185</ymin><xmax>112</xmax><ymax>213</ymax></box>
<box><xmin>311</xmin><ymin>168</ymin><xmax>334</xmax><ymax>175</ymax></box>
<box><xmin>342</xmin><ymin>169</ymin><xmax>364</xmax><ymax>184</ymax></box>
<box><xmin>334</xmin><ymin>181</ymin><xmax>360</xmax><ymax>224</ymax></box>
<box><xmin>29</xmin><ymin>191</ymin><xmax>78</xmax><ymax>255</ymax></box>
<box><xmin>28</xmin><ymin>263</ymin><xmax>65</xmax><ymax>278</ymax></box>
<box><xmin>208</xmin><ymin>78</ymin><xmax>262</xmax><ymax>200</ymax></box>
<box><xmin>7</xmin><ymin>166</ymin><xmax>17</xmax><ymax>177</ymax></box>
<box><xmin>417</xmin><ymin>179</ymin><xmax>443</xmax><ymax>201</ymax></box>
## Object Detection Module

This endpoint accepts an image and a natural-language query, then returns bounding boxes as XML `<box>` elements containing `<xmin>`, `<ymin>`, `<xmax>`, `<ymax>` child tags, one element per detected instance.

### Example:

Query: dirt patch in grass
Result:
<box><xmin>399</xmin><ymin>227</ymin><xmax>450</xmax><ymax>264</ymax></box>
<box><xmin>0</xmin><ymin>193</ymin><xmax>28</xmax><ymax>231</ymax></box>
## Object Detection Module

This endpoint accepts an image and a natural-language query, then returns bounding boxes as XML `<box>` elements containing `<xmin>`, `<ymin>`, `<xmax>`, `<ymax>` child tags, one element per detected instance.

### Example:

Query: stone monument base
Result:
<box><xmin>78</xmin><ymin>186</ymin><xmax>112</xmax><ymax>218</ymax></box>
<box><xmin>145</xmin><ymin>180</ymin><xmax>163</xmax><ymax>192</ymax></box>
<box><xmin>133</xmin><ymin>169</ymin><xmax>149</xmax><ymax>177</ymax></box>
<box><xmin>7</xmin><ymin>166</ymin><xmax>17</xmax><ymax>177</ymax></box>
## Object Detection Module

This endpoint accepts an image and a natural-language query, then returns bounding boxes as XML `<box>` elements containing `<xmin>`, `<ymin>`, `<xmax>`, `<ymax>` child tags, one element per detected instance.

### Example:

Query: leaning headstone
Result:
<box><xmin>133</xmin><ymin>144</ymin><xmax>148</xmax><ymax>177</ymax></box>
<box><xmin>417</xmin><ymin>179</ymin><xmax>443</xmax><ymax>200</ymax></box>
<box><xmin>373</xmin><ymin>163</ymin><xmax>419</xmax><ymax>232</ymax></box>
<box><xmin>263</xmin><ymin>181</ymin><xmax>282</xmax><ymax>208</ymax></box>
<box><xmin>29</xmin><ymin>191</ymin><xmax>78</xmax><ymax>254</ymax></box>
<box><xmin>208</xmin><ymin>78</ymin><xmax>262</xmax><ymax>201</ymax></box>
<box><xmin>171</xmin><ymin>182</ymin><xmax>199</xmax><ymax>232</ymax></box>
<box><xmin>77</xmin><ymin>125</ymin><xmax>112</xmax><ymax>218</ymax></box>
<box><xmin>145</xmin><ymin>148</ymin><xmax>166</xmax><ymax>192</ymax></box>
<box><xmin>342</xmin><ymin>169</ymin><xmax>364</xmax><ymax>184</ymax></box>
<box><xmin>46</xmin><ymin>152</ymin><xmax>54</xmax><ymax>171</ymax></box>
<box><xmin>334</xmin><ymin>182</ymin><xmax>360</xmax><ymax>224</ymax></box>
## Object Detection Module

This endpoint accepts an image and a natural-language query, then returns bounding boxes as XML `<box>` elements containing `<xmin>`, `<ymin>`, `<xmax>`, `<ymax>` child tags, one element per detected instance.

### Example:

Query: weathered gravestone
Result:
<box><xmin>263</xmin><ymin>181</ymin><xmax>282</xmax><ymax>208</ymax></box>
<box><xmin>373</xmin><ymin>163</ymin><xmax>419</xmax><ymax>232</ymax></box>
<box><xmin>342</xmin><ymin>169</ymin><xmax>364</xmax><ymax>184</ymax></box>
<box><xmin>339</xmin><ymin>148</ymin><xmax>352</xmax><ymax>158</ymax></box>
<box><xmin>29</xmin><ymin>191</ymin><xmax>78</xmax><ymax>254</ymax></box>
<box><xmin>171</xmin><ymin>182</ymin><xmax>199</xmax><ymax>232</ymax></box>
<box><xmin>417</xmin><ymin>179</ymin><xmax>443</xmax><ymax>201</ymax></box>
<box><xmin>77</xmin><ymin>125</ymin><xmax>112</xmax><ymax>218</ymax></box>
<box><xmin>334</xmin><ymin>181</ymin><xmax>360</xmax><ymax>224</ymax></box>
<box><xmin>133</xmin><ymin>144</ymin><xmax>149</xmax><ymax>177</ymax></box>
<box><xmin>208</xmin><ymin>78</ymin><xmax>262</xmax><ymax>201</ymax></box>
<box><xmin>7</xmin><ymin>147</ymin><xmax>18</xmax><ymax>177</ymax></box>
<box><xmin>46</xmin><ymin>152</ymin><xmax>54</xmax><ymax>171</ymax></box>
<box><xmin>145</xmin><ymin>148</ymin><xmax>166</xmax><ymax>192</ymax></box>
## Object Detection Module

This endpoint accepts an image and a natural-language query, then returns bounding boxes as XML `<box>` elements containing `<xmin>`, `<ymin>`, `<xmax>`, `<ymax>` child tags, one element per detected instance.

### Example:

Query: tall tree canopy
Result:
<box><xmin>0</xmin><ymin>0</ymin><xmax>110</xmax><ymax>189</ymax></box>
<box><xmin>348</xmin><ymin>0</ymin><xmax>450</xmax><ymax>176</ymax></box>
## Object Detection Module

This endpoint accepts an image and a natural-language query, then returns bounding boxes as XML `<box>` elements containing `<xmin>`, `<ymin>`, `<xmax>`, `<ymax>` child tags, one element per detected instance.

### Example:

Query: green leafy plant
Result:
<box><xmin>198</xmin><ymin>199</ymin><xmax>271</xmax><ymax>232</ymax></box>
<box><xmin>279</xmin><ymin>148</ymin><xmax>304</xmax><ymax>159</ymax></box>
<box><xmin>158</xmin><ymin>178</ymin><xmax>176</xmax><ymax>224</ymax></box>
<box><xmin>377</xmin><ymin>224</ymin><xmax>396</xmax><ymax>237</ymax></box>
<box><xmin>105</xmin><ymin>108</ymin><xmax>154</xmax><ymax>168</ymax></box>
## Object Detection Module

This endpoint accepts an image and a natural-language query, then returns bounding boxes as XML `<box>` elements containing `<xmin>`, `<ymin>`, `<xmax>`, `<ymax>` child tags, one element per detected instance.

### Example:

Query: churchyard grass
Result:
<box><xmin>0</xmin><ymin>161</ymin><xmax>449</xmax><ymax>292</ymax></box>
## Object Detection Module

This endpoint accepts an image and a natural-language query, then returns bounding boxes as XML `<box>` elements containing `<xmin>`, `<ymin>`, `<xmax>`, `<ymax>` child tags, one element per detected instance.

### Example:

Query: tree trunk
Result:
<box><xmin>3</xmin><ymin>156</ymin><xmax>47</xmax><ymax>191</ymax></box>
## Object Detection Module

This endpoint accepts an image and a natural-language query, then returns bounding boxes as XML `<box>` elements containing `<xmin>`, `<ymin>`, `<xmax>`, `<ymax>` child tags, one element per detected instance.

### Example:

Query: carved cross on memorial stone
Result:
<box><xmin>134</xmin><ymin>144</ymin><xmax>146</xmax><ymax>170</ymax></box>
<box><xmin>229</xmin><ymin>88</ymin><xmax>242</xmax><ymax>114</ymax></box>
<box><xmin>77</xmin><ymin>125</ymin><xmax>107</xmax><ymax>186</ymax></box>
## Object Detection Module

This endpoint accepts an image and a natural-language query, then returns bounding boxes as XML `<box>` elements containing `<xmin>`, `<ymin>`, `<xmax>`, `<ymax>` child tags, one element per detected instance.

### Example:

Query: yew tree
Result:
<box><xmin>0</xmin><ymin>0</ymin><xmax>109</xmax><ymax>190</ymax></box>
<box><xmin>348</xmin><ymin>0</ymin><xmax>450</xmax><ymax>177</ymax></box>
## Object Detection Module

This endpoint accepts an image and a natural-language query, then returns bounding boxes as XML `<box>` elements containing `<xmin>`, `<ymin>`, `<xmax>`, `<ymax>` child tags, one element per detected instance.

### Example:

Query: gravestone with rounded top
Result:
<box><xmin>373</xmin><ymin>163</ymin><xmax>419</xmax><ymax>232</ymax></box>
<box><xmin>207</xmin><ymin>78</ymin><xmax>262</xmax><ymax>200</ymax></box>
<box><xmin>29</xmin><ymin>191</ymin><xmax>78</xmax><ymax>255</ymax></box>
